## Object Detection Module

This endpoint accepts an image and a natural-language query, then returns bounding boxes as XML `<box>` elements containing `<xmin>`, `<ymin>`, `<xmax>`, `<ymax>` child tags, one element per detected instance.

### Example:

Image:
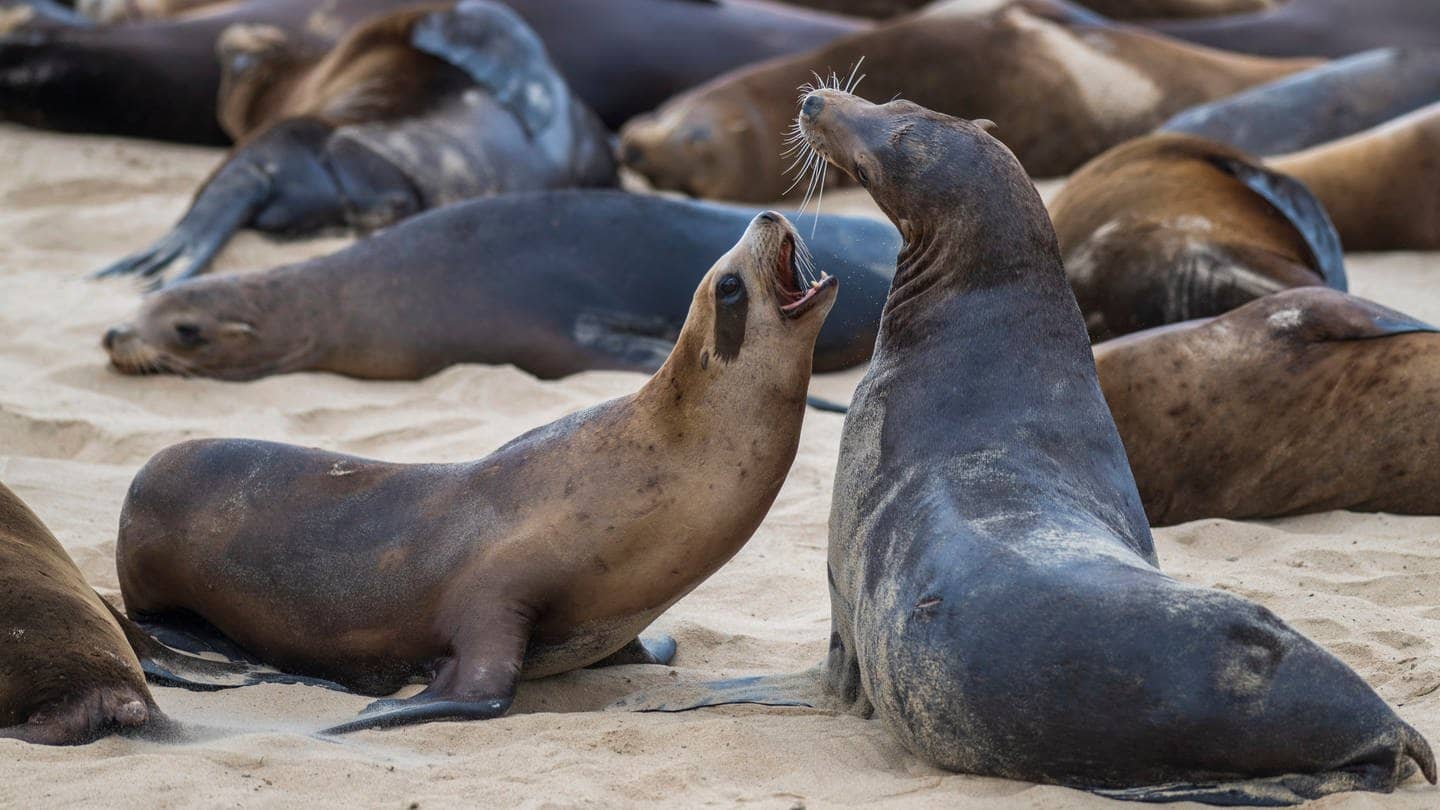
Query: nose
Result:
<box><xmin>800</xmin><ymin>92</ymin><xmax>824</xmax><ymax>121</ymax></box>
<box><xmin>102</xmin><ymin>325</ymin><xmax>130</xmax><ymax>351</ymax></box>
<box><xmin>758</xmin><ymin>211</ymin><xmax>781</xmax><ymax>224</ymax></box>
<box><xmin>620</xmin><ymin>140</ymin><xmax>644</xmax><ymax>166</ymax></box>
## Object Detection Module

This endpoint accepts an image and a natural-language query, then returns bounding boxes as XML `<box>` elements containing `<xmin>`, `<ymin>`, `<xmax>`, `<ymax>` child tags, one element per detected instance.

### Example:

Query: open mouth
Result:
<box><xmin>774</xmin><ymin>232</ymin><xmax>836</xmax><ymax>319</ymax></box>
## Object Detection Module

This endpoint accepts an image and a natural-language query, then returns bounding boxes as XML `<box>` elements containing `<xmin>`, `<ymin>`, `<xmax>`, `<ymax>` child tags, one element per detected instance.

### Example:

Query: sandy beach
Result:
<box><xmin>0</xmin><ymin>122</ymin><xmax>1436</xmax><ymax>808</ymax></box>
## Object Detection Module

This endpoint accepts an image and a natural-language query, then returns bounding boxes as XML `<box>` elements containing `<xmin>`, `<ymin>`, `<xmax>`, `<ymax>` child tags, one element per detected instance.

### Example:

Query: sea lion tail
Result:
<box><xmin>606</xmin><ymin>668</ymin><xmax>825</xmax><ymax>714</ymax></box>
<box><xmin>805</xmin><ymin>395</ymin><xmax>849</xmax><ymax>414</ymax></box>
<box><xmin>101</xmin><ymin>600</ymin><xmax>345</xmax><ymax>693</ymax></box>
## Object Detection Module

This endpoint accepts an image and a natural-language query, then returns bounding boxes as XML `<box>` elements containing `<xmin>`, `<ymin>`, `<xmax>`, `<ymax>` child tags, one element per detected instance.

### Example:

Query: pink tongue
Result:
<box><xmin>782</xmin><ymin>287</ymin><xmax>817</xmax><ymax>311</ymax></box>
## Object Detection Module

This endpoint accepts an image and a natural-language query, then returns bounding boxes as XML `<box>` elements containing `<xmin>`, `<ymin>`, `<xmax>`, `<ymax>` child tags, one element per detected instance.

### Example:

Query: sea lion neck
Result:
<box><xmin>880</xmin><ymin>163</ymin><xmax>1070</xmax><ymax>346</ymax></box>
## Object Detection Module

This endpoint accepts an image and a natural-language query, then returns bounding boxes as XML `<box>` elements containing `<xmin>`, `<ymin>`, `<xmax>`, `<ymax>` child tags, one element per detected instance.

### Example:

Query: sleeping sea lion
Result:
<box><xmin>0</xmin><ymin>0</ymin><xmax>863</xmax><ymax>143</ymax></box>
<box><xmin>1268</xmin><ymin>101</ymin><xmax>1440</xmax><ymax>252</ymax></box>
<box><xmin>114</xmin><ymin>211</ymin><xmax>840</xmax><ymax>733</ymax></box>
<box><xmin>770</xmin><ymin>0</ymin><xmax>1273</xmax><ymax>18</ymax></box>
<box><xmin>615</xmin><ymin>90</ymin><xmax>1437</xmax><ymax>806</ymax></box>
<box><xmin>0</xmin><ymin>480</ymin><xmax>336</xmax><ymax>744</ymax></box>
<box><xmin>1096</xmin><ymin>288</ymin><xmax>1440</xmax><ymax>526</ymax></box>
<box><xmin>619</xmin><ymin>0</ymin><xmax>1315</xmax><ymax>201</ymax></box>
<box><xmin>1047</xmin><ymin>132</ymin><xmax>1345</xmax><ymax>340</ymax></box>
<box><xmin>92</xmin><ymin>0</ymin><xmax>615</xmax><ymax>285</ymax></box>
<box><xmin>1161</xmin><ymin>48</ymin><xmax>1440</xmax><ymax>157</ymax></box>
<box><xmin>101</xmin><ymin>190</ymin><xmax>898</xmax><ymax>381</ymax></box>
<box><xmin>1143</xmin><ymin>0</ymin><xmax>1440</xmax><ymax>58</ymax></box>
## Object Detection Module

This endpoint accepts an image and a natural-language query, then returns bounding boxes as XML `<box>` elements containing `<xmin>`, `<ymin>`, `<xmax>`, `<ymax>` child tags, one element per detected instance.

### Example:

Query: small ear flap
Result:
<box><xmin>220</xmin><ymin>321</ymin><xmax>257</xmax><ymax>338</ymax></box>
<box><xmin>973</xmin><ymin>119</ymin><xmax>997</xmax><ymax>133</ymax></box>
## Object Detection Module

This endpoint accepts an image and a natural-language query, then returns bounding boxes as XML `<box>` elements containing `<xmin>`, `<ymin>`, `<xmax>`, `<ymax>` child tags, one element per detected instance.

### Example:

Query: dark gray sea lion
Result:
<box><xmin>93</xmin><ymin>0</ymin><xmax>616</xmax><ymax>285</ymax></box>
<box><xmin>0</xmin><ymin>480</ymin><xmax>338</xmax><ymax>744</ymax></box>
<box><xmin>1144</xmin><ymin>0</ymin><xmax>1440</xmax><ymax>58</ymax></box>
<box><xmin>1268</xmin><ymin>101</ymin><xmax>1440</xmax><ymax>251</ymax></box>
<box><xmin>1095</xmin><ymin>288</ymin><xmax>1440</xmax><ymax>526</ymax></box>
<box><xmin>114</xmin><ymin>212</ymin><xmax>840</xmax><ymax>733</ymax></box>
<box><xmin>101</xmin><ymin>189</ymin><xmax>897</xmax><ymax>381</ymax></box>
<box><xmin>619</xmin><ymin>0</ymin><xmax>1316</xmax><ymax>201</ymax></box>
<box><xmin>615</xmin><ymin>90</ymin><xmax>1437</xmax><ymax>806</ymax></box>
<box><xmin>1161</xmin><ymin>48</ymin><xmax>1440</xmax><ymax>156</ymax></box>
<box><xmin>1047</xmin><ymin>132</ymin><xmax>1345</xmax><ymax>340</ymax></box>
<box><xmin>0</xmin><ymin>0</ymin><xmax>862</xmax><ymax>144</ymax></box>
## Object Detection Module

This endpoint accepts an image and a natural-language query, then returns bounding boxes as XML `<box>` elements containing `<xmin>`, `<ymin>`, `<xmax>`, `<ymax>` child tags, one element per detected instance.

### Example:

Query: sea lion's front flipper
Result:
<box><xmin>1093</xmin><ymin>769</ymin><xmax>1407</xmax><ymax>806</ymax></box>
<box><xmin>320</xmin><ymin>609</ymin><xmax>529</xmax><ymax>735</ymax></box>
<box><xmin>1211</xmin><ymin>156</ymin><xmax>1347</xmax><ymax>292</ymax></box>
<box><xmin>103</xmin><ymin>600</ymin><xmax>345</xmax><ymax>693</ymax></box>
<box><xmin>410</xmin><ymin>0</ymin><xmax>557</xmax><ymax>137</ymax></box>
<box><xmin>587</xmin><ymin>635</ymin><xmax>677</xmax><ymax>668</ymax></box>
<box><xmin>607</xmin><ymin>668</ymin><xmax>825</xmax><ymax>714</ymax></box>
<box><xmin>90</xmin><ymin>152</ymin><xmax>273</xmax><ymax>286</ymax></box>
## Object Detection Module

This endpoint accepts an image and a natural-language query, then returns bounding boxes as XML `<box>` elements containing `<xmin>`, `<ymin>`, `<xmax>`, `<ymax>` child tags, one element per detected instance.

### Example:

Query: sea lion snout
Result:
<box><xmin>102</xmin><ymin>324</ymin><xmax>132</xmax><ymax>352</ymax></box>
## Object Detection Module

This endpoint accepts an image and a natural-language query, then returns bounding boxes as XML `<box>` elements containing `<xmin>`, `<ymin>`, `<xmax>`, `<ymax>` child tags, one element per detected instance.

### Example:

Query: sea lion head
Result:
<box><xmin>672</xmin><ymin>212</ymin><xmax>838</xmax><ymax>389</ymax></box>
<box><xmin>216</xmin><ymin>23</ymin><xmax>305</xmax><ymax>140</ymax></box>
<box><xmin>796</xmin><ymin>88</ymin><xmax>1005</xmax><ymax>241</ymax></box>
<box><xmin>617</xmin><ymin>86</ymin><xmax>770</xmax><ymax>201</ymax></box>
<box><xmin>102</xmin><ymin>277</ymin><xmax>311</xmax><ymax>381</ymax></box>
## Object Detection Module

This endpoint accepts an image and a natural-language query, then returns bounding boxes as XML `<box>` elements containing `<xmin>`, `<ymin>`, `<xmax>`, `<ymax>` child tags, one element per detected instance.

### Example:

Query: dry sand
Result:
<box><xmin>0</xmin><ymin>122</ymin><xmax>1436</xmax><ymax>808</ymax></box>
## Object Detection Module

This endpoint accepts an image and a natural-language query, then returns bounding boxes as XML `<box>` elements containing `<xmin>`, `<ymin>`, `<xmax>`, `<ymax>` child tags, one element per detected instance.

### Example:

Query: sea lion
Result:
<box><xmin>114</xmin><ymin>211</ymin><xmax>840</xmax><ymax>733</ymax></box>
<box><xmin>619</xmin><ymin>0</ymin><xmax>1315</xmax><ymax>201</ymax></box>
<box><xmin>0</xmin><ymin>0</ymin><xmax>862</xmax><ymax>144</ymax></box>
<box><xmin>617</xmin><ymin>90</ymin><xmax>1437</xmax><ymax>804</ymax></box>
<box><xmin>1096</xmin><ymin>288</ymin><xmax>1440</xmax><ymax>526</ymax></box>
<box><xmin>75</xmin><ymin>0</ymin><xmax>224</xmax><ymax>24</ymax></box>
<box><xmin>0</xmin><ymin>480</ymin><xmax>337</xmax><ymax>744</ymax></box>
<box><xmin>93</xmin><ymin>0</ymin><xmax>616</xmax><ymax>285</ymax></box>
<box><xmin>1047</xmin><ymin>132</ymin><xmax>1346</xmax><ymax>340</ymax></box>
<box><xmin>1144</xmin><ymin>0</ymin><xmax>1440</xmax><ymax>59</ymax></box>
<box><xmin>101</xmin><ymin>189</ymin><xmax>897</xmax><ymax>381</ymax></box>
<box><xmin>1268</xmin><ymin>101</ymin><xmax>1440</xmax><ymax>252</ymax></box>
<box><xmin>1161</xmin><ymin>48</ymin><xmax>1440</xmax><ymax>157</ymax></box>
<box><xmin>0</xmin><ymin>0</ymin><xmax>417</xmax><ymax>144</ymax></box>
<box><xmin>771</xmin><ymin>0</ymin><xmax>1273</xmax><ymax>18</ymax></box>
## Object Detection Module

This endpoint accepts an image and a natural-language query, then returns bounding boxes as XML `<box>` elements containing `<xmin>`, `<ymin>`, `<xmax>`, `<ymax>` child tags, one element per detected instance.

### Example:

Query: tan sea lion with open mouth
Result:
<box><xmin>114</xmin><ymin>212</ymin><xmax>840</xmax><ymax>734</ymax></box>
<box><xmin>1048</xmin><ymin>132</ymin><xmax>1346</xmax><ymax>340</ymax></box>
<box><xmin>618</xmin><ymin>0</ymin><xmax>1315</xmax><ymax>202</ymax></box>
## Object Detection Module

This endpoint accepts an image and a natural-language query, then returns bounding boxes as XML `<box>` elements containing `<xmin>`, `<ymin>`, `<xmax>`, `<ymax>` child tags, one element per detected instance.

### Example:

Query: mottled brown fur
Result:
<box><xmin>1096</xmin><ymin>288</ymin><xmax>1440</xmax><ymax>525</ymax></box>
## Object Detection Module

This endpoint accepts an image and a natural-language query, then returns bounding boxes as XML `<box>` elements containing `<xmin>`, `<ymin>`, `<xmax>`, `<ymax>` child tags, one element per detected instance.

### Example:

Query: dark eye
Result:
<box><xmin>854</xmin><ymin>164</ymin><xmax>870</xmax><ymax>186</ymax></box>
<box><xmin>716</xmin><ymin>274</ymin><xmax>744</xmax><ymax>301</ymax></box>
<box><xmin>174</xmin><ymin>323</ymin><xmax>206</xmax><ymax>347</ymax></box>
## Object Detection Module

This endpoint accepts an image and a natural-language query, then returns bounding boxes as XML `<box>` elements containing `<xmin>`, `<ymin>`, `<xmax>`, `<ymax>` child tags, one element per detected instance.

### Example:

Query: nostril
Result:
<box><xmin>621</xmin><ymin>141</ymin><xmax>644</xmax><ymax>166</ymax></box>
<box><xmin>801</xmin><ymin>93</ymin><xmax>825</xmax><ymax>120</ymax></box>
<box><xmin>759</xmin><ymin>211</ymin><xmax>780</xmax><ymax>223</ymax></box>
<box><xmin>102</xmin><ymin>327</ymin><xmax>123</xmax><ymax>351</ymax></box>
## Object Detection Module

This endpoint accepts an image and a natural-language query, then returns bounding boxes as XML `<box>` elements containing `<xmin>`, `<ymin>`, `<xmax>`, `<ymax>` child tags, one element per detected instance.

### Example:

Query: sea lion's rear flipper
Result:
<box><xmin>102</xmin><ymin>600</ymin><xmax>345</xmax><ymax>693</ymax></box>
<box><xmin>805</xmin><ymin>395</ymin><xmax>848</xmax><ymax>413</ymax></box>
<box><xmin>587</xmin><ymin>635</ymin><xmax>677</xmax><ymax>668</ymax></box>
<box><xmin>1265</xmin><ymin>290</ymin><xmax>1440</xmax><ymax>343</ymax></box>
<box><xmin>1209</xmin><ymin>156</ymin><xmax>1347</xmax><ymax>291</ymax></box>
<box><xmin>410</xmin><ymin>0</ymin><xmax>558</xmax><ymax>137</ymax></box>
<box><xmin>607</xmin><ymin>668</ymin><xmax>825</xmax><ymax>714</ymax></box>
